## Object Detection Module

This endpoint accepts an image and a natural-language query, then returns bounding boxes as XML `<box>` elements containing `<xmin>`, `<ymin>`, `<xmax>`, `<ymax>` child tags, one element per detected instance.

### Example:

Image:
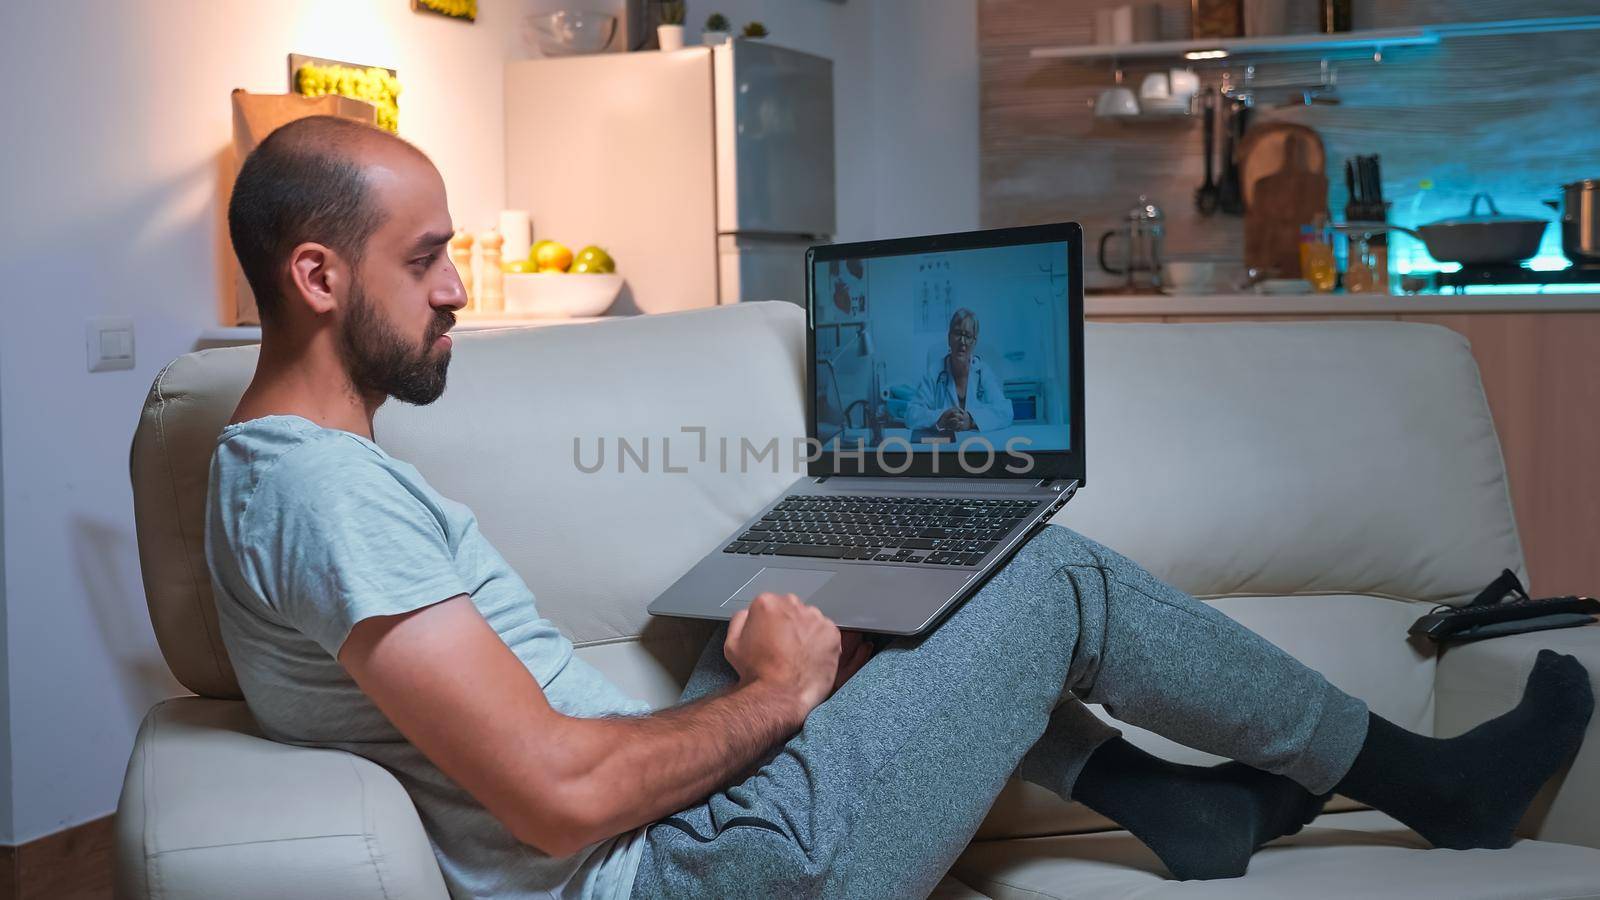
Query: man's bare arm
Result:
<box><xmin>340</xmin><ymin>592</ymin><xmax>866</xmax><ymax>858</ymax></box>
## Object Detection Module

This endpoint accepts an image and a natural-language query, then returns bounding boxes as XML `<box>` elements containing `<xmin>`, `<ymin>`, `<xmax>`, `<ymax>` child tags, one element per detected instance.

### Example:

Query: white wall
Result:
<box><xmin>0</xmin><ymin>0</ymin><xmax>532</xmax><ymax>844</ymax></box>
<box><xmin>869</xmin><ymin>1</ymin><xmax>980</xmax><ymax>239</ymax></box>
<box><xmin>0</xmin><ymin>0</ymin><xmax>977</xmax><ymax>843</ymax></box>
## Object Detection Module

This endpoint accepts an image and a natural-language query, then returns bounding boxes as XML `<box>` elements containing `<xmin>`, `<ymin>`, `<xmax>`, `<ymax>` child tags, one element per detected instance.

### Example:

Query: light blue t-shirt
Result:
<box><xmin>205</xmin><ymin>415</ymin><xmax>650</xmax><ymax>900</ymax></box>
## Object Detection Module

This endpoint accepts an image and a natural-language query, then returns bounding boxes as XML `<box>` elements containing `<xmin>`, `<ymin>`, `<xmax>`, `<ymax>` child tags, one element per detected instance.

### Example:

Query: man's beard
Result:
<box><xmin>339</xmin><ymin>281</ymin><xmax>455</xmax><ymax>406</ymax></box>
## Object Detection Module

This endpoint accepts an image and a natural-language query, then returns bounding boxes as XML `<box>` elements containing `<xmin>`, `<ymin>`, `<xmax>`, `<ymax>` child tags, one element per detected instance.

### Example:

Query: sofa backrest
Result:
<box><xmin>1057</xmin><ymin>320</ymin><xmax>1524</xmax><ymax>604</ymax></box>
<box><xmin>132</xmin><ymin>303</ymin><xmax>807</xmax><ymax>698</ymax></box>
<box><xmin>131</xmin><ymin>302</ymin><xmax>1522</xmax><ymax>701</ymax></box>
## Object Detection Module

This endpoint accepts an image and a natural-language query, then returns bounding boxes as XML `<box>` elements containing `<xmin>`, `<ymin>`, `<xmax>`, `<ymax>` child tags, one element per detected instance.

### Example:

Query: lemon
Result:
<box><xmin>502</xmin><ymin>258</ymin><xmax>537</xmax><ymax>274</ymax></box>
<box><xmin>534</xmin><ymin>241</ymin><xmax>573</xmax><ymax>273</ymax></box>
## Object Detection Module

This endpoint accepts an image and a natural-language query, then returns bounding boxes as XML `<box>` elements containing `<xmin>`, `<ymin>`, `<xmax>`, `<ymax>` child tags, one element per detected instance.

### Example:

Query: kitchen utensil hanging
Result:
<box><xmin>1195</xmin><ymin>89</ymin><xmax>1220</xmax><ymax>216</ymax></box>
<box><xmin>1214</xmin><ymin>93</ymin><xmax>1249</xmax><ymax>215</ymax></box>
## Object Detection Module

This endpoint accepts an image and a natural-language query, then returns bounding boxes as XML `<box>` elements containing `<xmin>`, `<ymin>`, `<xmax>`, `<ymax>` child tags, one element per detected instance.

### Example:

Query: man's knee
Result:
<box><xmin>959</xmin><ymin>525</ymin><xmax>1103</xmax><ymax>634</ymax></box>
<box><xmin>1025</xmin><ymin>523</ymin><xmax>1111</xmax><ymax>570</ymax></box>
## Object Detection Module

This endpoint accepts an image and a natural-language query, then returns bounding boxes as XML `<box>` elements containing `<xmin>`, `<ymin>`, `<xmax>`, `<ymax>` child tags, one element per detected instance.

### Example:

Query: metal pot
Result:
<box><xmin>1390</xmin><ymin>193</ymin><xmax>1548</xmax><ymax>265</ymax></box>
<box><xmin>1544</xmin><ymin>179</ymin><xmax>1600</xmax><ymax>266</ymax></box>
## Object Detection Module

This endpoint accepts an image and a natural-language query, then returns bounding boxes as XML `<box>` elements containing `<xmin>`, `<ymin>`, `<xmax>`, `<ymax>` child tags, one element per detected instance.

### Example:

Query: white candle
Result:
<box><xmin>498</xmin><ymin>209</ymin><xmax>532</xmax><ymax>263</ymax></box>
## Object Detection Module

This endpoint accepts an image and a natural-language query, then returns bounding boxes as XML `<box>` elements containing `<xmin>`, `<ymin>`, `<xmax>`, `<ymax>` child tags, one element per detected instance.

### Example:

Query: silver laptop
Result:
<box><xmin>648</xmin><ymin>223</ymin><xmax>1086</xmax><ymax>635</ymax></box>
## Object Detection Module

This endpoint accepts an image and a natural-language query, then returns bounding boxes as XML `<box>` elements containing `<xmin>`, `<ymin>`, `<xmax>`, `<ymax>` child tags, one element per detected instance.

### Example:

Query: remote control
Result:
<box><xmin>1409</xmin><ymin>595</ymin><xmax>1600</xmax><ymax>642</ymax></box>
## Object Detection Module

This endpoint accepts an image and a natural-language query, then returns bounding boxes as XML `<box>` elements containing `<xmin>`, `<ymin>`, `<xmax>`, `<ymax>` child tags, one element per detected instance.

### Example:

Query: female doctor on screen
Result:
<box><xmin>905</xmin><ymin>308</ymin><xmax>1014</xmax><ymax>433</ymax></box>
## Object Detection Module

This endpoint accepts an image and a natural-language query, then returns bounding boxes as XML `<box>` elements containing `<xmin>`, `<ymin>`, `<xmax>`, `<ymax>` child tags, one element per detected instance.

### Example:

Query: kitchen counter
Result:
<box><xmin>1086</xmin><ymin>291</ymin><xmax>1600</xmax><ymax>317</ymax></box>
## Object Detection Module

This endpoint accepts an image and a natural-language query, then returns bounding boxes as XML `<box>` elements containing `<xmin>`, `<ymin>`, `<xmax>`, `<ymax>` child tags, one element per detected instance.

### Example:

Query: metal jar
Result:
<box><xmin>1548</xmin><ymin>179</ymin><xmax>1600</xmax><ymax>266</ymax></box>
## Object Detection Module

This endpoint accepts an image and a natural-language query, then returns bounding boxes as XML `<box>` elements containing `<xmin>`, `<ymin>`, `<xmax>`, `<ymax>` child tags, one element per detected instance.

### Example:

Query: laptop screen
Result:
<box><xmin>808</xmin><ymin>229</ymin><xmax>1080</xmax><ymax>480</ymax></box>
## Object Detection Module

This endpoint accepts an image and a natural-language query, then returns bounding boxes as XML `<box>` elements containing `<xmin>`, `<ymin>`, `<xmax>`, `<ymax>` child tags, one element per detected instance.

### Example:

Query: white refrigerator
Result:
<box><xmin>504</xmin><ymin>42</ymin><xmax>835</xmax><ymax>314</ymax></box>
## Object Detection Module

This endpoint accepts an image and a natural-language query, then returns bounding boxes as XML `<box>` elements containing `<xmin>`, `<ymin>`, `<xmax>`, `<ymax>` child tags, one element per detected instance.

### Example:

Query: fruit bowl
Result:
<box><xmin>525</xmin><ymin>10</ymin><xmax>617</xmax><ymax>56</ymax></box>
<box><xmin>503</xmin><ymin>272</ymin><xmax>623</xmax><ymax>318</ymax></box>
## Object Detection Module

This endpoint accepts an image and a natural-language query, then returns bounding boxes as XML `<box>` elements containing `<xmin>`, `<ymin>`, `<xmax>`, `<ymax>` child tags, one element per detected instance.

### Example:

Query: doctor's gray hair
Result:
<box><xmin>949</xmin><ymin>308</ymin><xmax>979</xmax><ymax>336</ymax></box>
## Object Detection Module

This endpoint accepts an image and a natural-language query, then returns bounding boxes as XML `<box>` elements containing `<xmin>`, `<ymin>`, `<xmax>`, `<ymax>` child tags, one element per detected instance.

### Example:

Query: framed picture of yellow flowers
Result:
<box><xmin>412</xmin><ymin>0</ymin><xmax>477</xmax><ymax>22</ymax></box>
<box><xmin>287</xmin><ymin>54</ymin><xmax>402</xmax><ymax>133</ymax></box>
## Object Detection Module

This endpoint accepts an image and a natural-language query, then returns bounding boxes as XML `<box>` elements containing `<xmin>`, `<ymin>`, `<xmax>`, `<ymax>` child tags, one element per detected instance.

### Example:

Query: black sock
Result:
<box><xmin>1334</xmin><ymin>649</ymin><xmax>1593</xmax><ymax>850</ymax></box>
<box><xmin>1069</xmin><ymin>737</ymin><xmax>1325</xmax><ymax>880</ymax></box>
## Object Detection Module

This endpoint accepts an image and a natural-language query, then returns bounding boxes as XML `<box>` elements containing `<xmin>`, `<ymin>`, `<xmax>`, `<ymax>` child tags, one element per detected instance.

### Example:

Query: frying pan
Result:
<box><xmin>1389</xmin><ymin>194</ymin><xmax>1548</xmax><ymax>265</ymax></box>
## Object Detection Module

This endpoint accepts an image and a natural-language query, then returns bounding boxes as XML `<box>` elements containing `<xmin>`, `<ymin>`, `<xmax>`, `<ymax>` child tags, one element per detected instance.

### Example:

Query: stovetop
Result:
<box><xmin>1434</xmin><ymin>264</ymin><xmax>1600</xmax><ymax>292</ymax></box>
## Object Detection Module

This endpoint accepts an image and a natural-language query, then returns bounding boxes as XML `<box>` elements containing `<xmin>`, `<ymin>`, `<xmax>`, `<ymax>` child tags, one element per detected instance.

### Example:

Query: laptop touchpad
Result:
<box><xmin>722</xmin><ymin>567</ymin><xmax>836</xmax><ymax>608</ymax></box>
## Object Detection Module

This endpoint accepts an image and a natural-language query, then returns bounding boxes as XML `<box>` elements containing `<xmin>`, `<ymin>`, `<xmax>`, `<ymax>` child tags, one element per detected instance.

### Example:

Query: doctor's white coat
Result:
<box><xmin>905</xmin><ymin>354</ymin><xmax>1014</xmax><ymax>433</ymax></box>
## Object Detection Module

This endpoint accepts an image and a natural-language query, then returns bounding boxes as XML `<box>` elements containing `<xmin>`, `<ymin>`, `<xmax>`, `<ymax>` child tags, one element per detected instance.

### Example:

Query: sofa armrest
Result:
<box><xmin>1434</xmin><ymin>625</ymin><xmax>1600</xmax><ymax>849</ymax></box>
<box><xmin>115</xmin><ymin>697</ymin><xmax>449</xmax><ymax>900</ymax></box>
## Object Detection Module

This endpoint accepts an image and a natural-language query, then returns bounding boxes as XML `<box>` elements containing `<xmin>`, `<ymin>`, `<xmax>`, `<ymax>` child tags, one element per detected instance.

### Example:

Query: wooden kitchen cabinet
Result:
<box><xmin>1400</xmin><ymin>313</ymin><xmax>1600</xmax><ymax>598</ymax></box>
<box><xmin>1089</xmin><ymin>309</ymin><xmax>1600</xmax><ymax>597</ymax></box>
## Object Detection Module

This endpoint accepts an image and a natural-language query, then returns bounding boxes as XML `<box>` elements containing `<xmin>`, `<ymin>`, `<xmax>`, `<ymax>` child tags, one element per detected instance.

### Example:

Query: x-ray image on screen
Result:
<box><xmin>812</xmin><ymin>241</ymin><xmax>1072</xmax><ymax>457</ymax></box>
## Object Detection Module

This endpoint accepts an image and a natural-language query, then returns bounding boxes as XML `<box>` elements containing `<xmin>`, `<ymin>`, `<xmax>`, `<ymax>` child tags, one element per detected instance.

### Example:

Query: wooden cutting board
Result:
<box><xmin>1244</xmin><ymin>134</ymin><xmax>1329</xmax><ymax>278</ymax></box>
<box><xmin>1238</xmin><ymin>123</ymin><xmax>1325</xmax><ymax>210</ymax></box>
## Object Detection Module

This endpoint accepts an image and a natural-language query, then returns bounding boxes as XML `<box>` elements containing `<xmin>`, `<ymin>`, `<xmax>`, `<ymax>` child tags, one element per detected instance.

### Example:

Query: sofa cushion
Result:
<box><xmin>1053</xmin><ymin>321</ymin><xmax>1524</xmax><ymax>608</ymax></box>
<box><xmin>115</xmin><ymin>698</ymin><xmax>449</xmax><ymax>900</ymax></box>
<box><xmin>954</xmin><ymin>809</ymin><xmax>1600</xmax><ymax>899</ymax></box>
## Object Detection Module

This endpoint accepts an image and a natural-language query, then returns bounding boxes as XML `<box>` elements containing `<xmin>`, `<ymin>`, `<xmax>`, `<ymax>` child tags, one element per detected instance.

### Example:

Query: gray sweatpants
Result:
<box><xmin>630</xmin><ymin>525</ymin><xmax>1369</xmax><ymax>898</ymax></box>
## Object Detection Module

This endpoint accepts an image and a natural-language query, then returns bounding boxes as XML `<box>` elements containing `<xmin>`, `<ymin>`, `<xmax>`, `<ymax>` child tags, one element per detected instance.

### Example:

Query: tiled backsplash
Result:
<box><xmin>979</xmin><ymin>0</ymin><xmax>1600</xmax><ymax>282</ymax></box>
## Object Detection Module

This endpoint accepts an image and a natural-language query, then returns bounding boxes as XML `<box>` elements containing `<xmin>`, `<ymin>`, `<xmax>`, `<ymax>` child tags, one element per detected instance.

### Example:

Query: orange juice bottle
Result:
<box><xmin>1299</xmin><ymin>225</ymin><xmax>1337</xmax><ymax>292</ymax></box>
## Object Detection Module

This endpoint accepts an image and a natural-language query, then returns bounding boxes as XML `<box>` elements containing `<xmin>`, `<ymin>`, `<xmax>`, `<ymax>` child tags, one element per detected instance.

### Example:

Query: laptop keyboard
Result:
<box><xmin>722</xmin><ymin>494</ymin><xmax>1040</xmax><ymax>567</ymax></box>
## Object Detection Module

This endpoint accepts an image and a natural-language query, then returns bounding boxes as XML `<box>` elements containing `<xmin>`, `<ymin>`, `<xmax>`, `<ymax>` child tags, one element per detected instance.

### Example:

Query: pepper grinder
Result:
<box><xmin>476</xmin><ymin>229</ymin><xmax>504</xmax><ymax>316</ymax></box>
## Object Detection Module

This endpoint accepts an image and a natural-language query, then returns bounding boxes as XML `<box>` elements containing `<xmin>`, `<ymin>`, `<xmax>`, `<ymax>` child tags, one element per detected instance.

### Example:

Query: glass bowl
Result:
<box><xmin>525</xmin><ymin>10</ymin><xmax>618</xmax><ymax>56</ymax></box>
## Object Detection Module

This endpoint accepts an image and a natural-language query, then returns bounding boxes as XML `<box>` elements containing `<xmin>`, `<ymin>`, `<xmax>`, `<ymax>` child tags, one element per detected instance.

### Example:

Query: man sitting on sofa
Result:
<box><xmin>209</xmin><ymin>115</ymin><xmax>1594</xmax><ymax>899</ymax></box>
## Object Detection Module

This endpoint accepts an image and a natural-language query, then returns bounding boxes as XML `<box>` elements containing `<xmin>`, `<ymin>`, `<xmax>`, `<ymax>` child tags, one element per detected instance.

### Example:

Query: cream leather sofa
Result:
<box><xmin>118</xmin><ymin>302</ymin><xmax>1600</xmax><ymax>899</ymax></box>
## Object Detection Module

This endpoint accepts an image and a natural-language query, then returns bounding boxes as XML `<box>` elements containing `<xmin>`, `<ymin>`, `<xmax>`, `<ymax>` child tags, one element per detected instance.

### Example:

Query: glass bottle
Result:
<box><xmin>1345</xmin><ymin>231</ymin><xmax>1372</xmax><ymax>293</ymax></box>
<box><xmin>1299</xmin><ymin>226</ymin><xmax>1336</xmax><ymax>292</ymax></box>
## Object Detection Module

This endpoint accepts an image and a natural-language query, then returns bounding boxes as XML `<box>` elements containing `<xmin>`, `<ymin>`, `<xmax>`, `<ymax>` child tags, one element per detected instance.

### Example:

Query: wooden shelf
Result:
<box><xmin>1031</xmin><ymin>15</ymin><xmax>1600</xmax><ymax>62</ymax></box>
<box><xmin>1033</xmin><ymin>27</ymin><xmax>1433</xmax><ymax>61</ymax></box>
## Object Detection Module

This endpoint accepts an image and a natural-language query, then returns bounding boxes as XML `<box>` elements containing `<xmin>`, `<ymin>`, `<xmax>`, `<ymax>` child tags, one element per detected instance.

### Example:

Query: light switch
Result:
<box><xmin>87</xmin><ymin>317</ymin><xmax>135</xmax><ymax>372</ymax></box>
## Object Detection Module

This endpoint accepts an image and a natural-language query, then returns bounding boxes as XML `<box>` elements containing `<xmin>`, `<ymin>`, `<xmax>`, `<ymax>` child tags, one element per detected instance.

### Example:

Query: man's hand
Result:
<box><xmin>724</xmin><ymin>592</ymin><xmax>846</xmax><ymax>723</ymax></box>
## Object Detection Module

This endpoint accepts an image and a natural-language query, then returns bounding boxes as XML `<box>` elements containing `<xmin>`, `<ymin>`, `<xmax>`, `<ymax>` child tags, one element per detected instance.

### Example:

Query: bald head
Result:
<box><xmin>228</xmin><ymin>116</ymin><xmax>432</xmax><ymax>321</ymax></box>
